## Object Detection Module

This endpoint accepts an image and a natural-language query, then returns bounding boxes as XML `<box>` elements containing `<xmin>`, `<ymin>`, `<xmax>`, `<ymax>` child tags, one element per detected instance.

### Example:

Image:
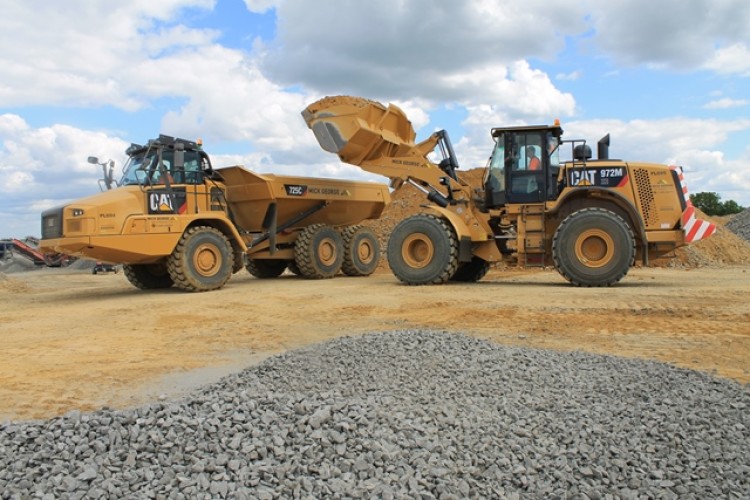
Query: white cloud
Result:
<box><xmin>0</xmin><ymin>1</ymin><xmax>217</xmax><ymax>109</ymax></box>
<box><xmin>587</xmin><ymin>0</ymin><xmax>750</xmax><ymax>74</ymax></box>
<box><xmin>0</xmin><ymin>115</ymin><xmax>129</xmax><ymax>195</ymax></box>
<box><xmin>703</xmin><ymin>98</ymin><xmax>749</xmax><ymax>110</ymax></box>
<box><xmin>261</xmin><ymin>0</ymin><xmax>587</xmax><ymax>104</ymax></box>
<box><xmin>556</xmin><ymin>71</ymin><xmax>582</xmax><ymax>81</ymax></box>
<box><xmin>703</xmin><ymin>43</ymin><xmax>750</xmax><ymax>76</ymax></box>
<box><xmin>243</xmin><ymin>0</ymin><xmax>279</xmax><ymax>13</ymax></box>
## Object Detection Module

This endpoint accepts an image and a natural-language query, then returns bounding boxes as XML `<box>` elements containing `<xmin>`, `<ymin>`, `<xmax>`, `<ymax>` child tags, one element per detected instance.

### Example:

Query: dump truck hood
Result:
<box><xmin>40</xmin><ymin>187</ymin><xmax>148</xmax><ymax>247</ymax></box>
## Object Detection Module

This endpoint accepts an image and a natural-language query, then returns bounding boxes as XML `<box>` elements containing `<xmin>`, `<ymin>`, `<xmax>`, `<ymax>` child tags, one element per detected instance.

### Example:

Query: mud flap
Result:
<box><xmin>458</xmin><ymin>237</ymin><xmax>473</xmax><ymax>263</ymax></box>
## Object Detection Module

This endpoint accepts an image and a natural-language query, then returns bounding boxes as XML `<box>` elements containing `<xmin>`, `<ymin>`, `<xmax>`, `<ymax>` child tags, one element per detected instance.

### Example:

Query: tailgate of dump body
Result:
<box><xmin>216</xmin><ymin>165</ymin><xmax>390</xmax><ymax>231</ymax></box>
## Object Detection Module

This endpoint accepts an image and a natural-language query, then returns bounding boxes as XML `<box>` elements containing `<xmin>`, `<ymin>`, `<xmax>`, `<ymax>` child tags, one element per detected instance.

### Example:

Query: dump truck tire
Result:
<box><xmin>294</xmin><ymin>224</ymin><xmax>344</xmax><ymax>279</ymax></box>
<box><xmin>167</xmin><ymin>226</ymin><xmax>234</xmax><ymax>292</ymax></box>
<box><xmin>232</xmin><ymin>251</ymin><xmax>245</xmax><ymax>274</ymax></box>
<box><xmin>387</xmin><ymin>214</ymin><xmax>459</xmax><ymax>285</ymax></box>
<box><xmin>341</xmin><ymin>225</ymin><xmax>380</xmax><ymax>276</ymax></box>
<box><xmin>552</xmin><ymin>208</ymin><xmax>635</xmax><ymax>287</ymax></box>
<box><xmin>122</xmin><ymin>263</ymin><xmax>174</xmax><ymax>290</ymax></box>
<box><xmin>450</xmin><ymin>256</ymin><xmax>490</xmax><ymax>282</ymax></box>
<box><xmin>246</xmin><ymin>259</ymin><xmax>288</xmax><ymax>279</ymax></box>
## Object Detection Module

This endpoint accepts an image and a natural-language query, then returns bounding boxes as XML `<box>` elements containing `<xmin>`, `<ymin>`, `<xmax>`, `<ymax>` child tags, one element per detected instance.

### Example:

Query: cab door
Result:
<box><xmin>505</xmin><ymin>132</ymin><xmax>546</xmax><ymax>204</ymax></box>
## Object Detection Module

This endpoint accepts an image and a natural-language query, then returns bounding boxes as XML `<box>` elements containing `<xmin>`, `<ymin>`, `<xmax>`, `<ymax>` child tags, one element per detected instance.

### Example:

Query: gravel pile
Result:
<box><xmin>726</xmin><ymin>208</ymin><xmax>750</xmax><ymax>242</ymax></box>
<box><xmin>0</xmin><ymin>255</ymin><xmax>36</xmax><ymax>274</ymax></box>
<box><xmin>1</xmin><ymin>330</ymin><xmax>748</xmax><ymax>499</ymax></box>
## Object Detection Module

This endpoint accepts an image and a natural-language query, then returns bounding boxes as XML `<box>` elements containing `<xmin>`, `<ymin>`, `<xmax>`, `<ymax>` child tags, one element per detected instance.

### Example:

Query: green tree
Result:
<box><xmin>690</xmin><ymin>192</ymin><xmax>722</xmax><ymax>215</ymax></box>
<box><xmin>690</xmin><ymin>192</ymin><xmax>745</xmax><ymax>216</ymax></box>
<box><xmin>720</xmin><ymin>199</ymin><xmax>744</xmax><ymax>216</ymax></box>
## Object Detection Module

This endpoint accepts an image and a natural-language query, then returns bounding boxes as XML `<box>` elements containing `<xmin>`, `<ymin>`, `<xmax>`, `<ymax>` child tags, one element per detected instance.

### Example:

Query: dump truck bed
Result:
<box><xmin>217</xmin><ymin>166</ymin><xmax>390</xmax><ymax>232</ymax></box>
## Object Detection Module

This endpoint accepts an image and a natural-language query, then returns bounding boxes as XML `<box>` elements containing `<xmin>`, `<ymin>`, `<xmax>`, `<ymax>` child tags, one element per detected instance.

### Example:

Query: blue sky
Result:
<box><xmin>1</xmin><ymin>0</ymin><xmax>749</xmax><ymax>237</ymax></box>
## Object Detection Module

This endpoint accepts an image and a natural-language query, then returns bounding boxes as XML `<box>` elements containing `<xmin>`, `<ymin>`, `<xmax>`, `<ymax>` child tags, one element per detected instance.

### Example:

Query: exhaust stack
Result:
<box><xmin>598</xmin><ymin>134</ymin><xmax>610</xmax><ymax>160</ymax></box>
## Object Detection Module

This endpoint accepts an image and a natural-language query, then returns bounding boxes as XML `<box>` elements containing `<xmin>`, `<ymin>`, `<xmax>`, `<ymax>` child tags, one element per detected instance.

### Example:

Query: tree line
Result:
<box><xmin>689</xmin><ymin>192</ymin><xmax>745</xmax><ymax>216</ymax></box>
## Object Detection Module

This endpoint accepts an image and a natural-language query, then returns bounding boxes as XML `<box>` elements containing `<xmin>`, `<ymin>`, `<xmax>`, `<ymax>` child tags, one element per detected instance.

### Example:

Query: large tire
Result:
<box><xmin>122</xmin><ymin>262</ymin><xmax>174</xmax><ymax>290</ymax></box>
<box><xmin>294</xmin><ymin>224</ymin><xmax>344</xmax><ymax>279</ymax></box>
<box><xmin>451</xmin><ymin>256</ymin><xmax>490</xmax><ymax>282</ymax></box>
<box><xmin>232</xmin><ymin>250</ymin><xmax>245</xmax><ymax>274</ymax></box>
<box><xmin>167</xmin><ymin>226</ymin><xmax>234</xmax><ymax>292</ymax></box>
<box><xmin>246</xmin><ymin>259</ymin><xmax>288</xmax><ymax>279</ymax></box>
<box><xmin>341</xmin><ymin>225</ymin><xmax>380</xmax><ymax>276</ymax></box>
<box><xmin>552</xmin><ymin>208</ymin><xmax>635</xmax><ymax>287</ymax></box>
<box><xmin>387</xmin><ymin>214</ymin><xmax>459</xmax><ymax>285</ymax></box>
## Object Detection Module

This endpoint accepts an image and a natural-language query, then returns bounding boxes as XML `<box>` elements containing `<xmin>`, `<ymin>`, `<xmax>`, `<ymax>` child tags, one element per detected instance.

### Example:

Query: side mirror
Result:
<box><xmin>87</xmin><ymin>156</ymin><xmax>100</xmax><ymax>165</ymax></box>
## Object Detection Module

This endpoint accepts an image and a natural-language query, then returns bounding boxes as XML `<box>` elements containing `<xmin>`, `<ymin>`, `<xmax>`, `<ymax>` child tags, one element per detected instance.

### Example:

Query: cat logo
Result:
<box><xmin>150</xmin><ymin>193</ymin><xmax>175</xmax><ymax>212</ymax></box>
<box><xmin>570</xmin><ymin>169</ymin><xmax>597</xmax><ymax>186</ymax></box>
<box><xmin>148</xmin><ymin>189</ymin><xmax>187</xmax><ymax>214</ymax></box>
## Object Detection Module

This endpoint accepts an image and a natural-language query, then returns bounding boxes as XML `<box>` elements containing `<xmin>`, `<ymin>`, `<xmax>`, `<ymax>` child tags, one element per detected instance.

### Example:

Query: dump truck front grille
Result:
<box><xmin>41</xmin><ymin>207</ymin><xmax>64</xmax><ymax>239</ymax></box>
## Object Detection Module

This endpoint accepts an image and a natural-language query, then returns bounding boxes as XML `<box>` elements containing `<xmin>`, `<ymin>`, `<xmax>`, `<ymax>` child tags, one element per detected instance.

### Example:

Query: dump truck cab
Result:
<box><xmin>119</xmin><ymin>135</ymin><xmax>213</xmax><ymax>187</ymax></box>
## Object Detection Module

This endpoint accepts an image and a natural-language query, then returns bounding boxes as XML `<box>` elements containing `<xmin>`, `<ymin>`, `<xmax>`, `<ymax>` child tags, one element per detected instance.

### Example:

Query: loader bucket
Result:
<box><xmin>302</xmin><ymin>96</ymin><xmax>418</xmax><ymax>167</ymax></box>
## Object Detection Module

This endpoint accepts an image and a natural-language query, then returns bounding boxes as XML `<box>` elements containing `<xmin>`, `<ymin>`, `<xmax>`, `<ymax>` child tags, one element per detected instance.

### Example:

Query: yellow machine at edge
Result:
<box><xmin>40</xmin><ymin>135</ymin><xmax>389</xmax><ymax>292</ymax></box>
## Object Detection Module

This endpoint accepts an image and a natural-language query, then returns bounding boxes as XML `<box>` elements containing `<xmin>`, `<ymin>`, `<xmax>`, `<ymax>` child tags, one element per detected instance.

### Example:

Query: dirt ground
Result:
<box><xmin>1</xmin><ymin>263</ymin><xmax>749</xmax><ymax>422</ymax></box>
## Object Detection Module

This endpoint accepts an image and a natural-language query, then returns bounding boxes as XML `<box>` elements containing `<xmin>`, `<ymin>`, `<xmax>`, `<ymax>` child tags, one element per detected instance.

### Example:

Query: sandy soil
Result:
<box><xmin>1</xmin><ymin>264</ymin><xmax>748</xmax><ymax>422</ymax></box>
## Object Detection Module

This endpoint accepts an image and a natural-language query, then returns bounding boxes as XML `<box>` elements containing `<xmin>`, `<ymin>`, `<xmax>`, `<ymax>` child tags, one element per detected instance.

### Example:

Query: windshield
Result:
<box><xmin>547</xmin><ymin>132</ymin><xmax>560</xmax><ymax>167</ymax></box>
<box><xmin>120</xmin><ymin>149</ymin><xmax>205</xmax><ymax>186</ymax></box>
<box><xmin>120</xmin><ymin>152</ymin><xmax>157</xmax><ymax>186</ymax></box>
<box><xmin>485</xmin><ymin>138</ymin><xmax>506</xmax><ymax>192</ymax></box>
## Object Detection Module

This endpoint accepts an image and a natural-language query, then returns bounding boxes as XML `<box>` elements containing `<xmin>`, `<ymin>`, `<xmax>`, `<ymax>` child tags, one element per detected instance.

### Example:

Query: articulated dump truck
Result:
<box><xmin>40</xmin><ymin>135</ymin><xmax>389</xmax><ymax>292</ymax></box>
<box><xmin>303</xmin><ymin>95</ymin><xmax>716</xmax><ymax>287</ymax></box>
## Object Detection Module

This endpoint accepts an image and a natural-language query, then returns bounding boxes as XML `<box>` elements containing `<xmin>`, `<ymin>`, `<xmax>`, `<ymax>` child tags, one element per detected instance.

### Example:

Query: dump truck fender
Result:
<box><xmin>187</xmin><ymin>216</ymin><xmax>249</xmax><ymax>253</ymax></box>
<box><xmin>422</xmin><ymin>206</ymin><xmax>492</xmax><ymax>263</ymax></box>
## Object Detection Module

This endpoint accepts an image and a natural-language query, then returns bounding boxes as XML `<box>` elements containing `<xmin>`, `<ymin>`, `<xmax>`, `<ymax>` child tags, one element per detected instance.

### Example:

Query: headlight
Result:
<box><xmin>72</xmin><ymin>208</ymin><xmax>85</xmax><ymax>217</ymax></box>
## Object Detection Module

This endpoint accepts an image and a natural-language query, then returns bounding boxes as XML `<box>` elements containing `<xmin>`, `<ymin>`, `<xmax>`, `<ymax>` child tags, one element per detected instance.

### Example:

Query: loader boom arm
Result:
<box><xmin>302</xmin><ymin>96</ymin><xmax>466</xmax><ymax>192</ymax></box>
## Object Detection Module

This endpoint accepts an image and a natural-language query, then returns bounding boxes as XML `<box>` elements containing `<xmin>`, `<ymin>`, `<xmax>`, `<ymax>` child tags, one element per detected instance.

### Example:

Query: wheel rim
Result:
<box><xmin>193</xmin><ymin>243</ymin><xmax>221</xmax><ymax>277</ymax></box>
<box><xmin>357</xmin><ymin>239</ymin><xmax>375</xmax><ymax>264</ymax></box>
<box><xmin>402</xmin><ymin>232</ymin><xmax>434</xmax><ymax>269</ymax></box>
<box><xmin>574</xmin><ymin>229</ymin><xmax>614</xmax><ymax>268</ymax></box>
<box><xmin>317</xmin><ymin>237</ymin><xmax>337</xmax><ymax>266</ymax></box>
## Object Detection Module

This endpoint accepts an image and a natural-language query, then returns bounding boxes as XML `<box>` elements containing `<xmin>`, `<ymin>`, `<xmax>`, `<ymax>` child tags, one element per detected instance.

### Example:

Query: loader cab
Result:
<box><xmin>484</xmin><ymin>124</ymin><xmax>563</xmax><ymax>208</ymax></box>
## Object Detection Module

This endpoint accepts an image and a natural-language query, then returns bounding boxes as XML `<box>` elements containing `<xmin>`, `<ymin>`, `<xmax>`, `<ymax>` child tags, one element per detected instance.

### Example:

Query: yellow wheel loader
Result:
<box><xmin>302</xmin><ymin>96</ymin><xmax>716</xmax><ymax>287</ymax></box>
<box><xmin>40</xmin><ymin>135</ymin><xmax>389</xmax><ymax>292</ymax></box>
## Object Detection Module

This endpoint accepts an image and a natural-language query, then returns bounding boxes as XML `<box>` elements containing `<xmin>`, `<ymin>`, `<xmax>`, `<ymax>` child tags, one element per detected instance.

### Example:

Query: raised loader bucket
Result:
<box><xmin>302</xmin><ymin>96</ymin><xmax>419</xmax><ymax>166</ymax></box>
